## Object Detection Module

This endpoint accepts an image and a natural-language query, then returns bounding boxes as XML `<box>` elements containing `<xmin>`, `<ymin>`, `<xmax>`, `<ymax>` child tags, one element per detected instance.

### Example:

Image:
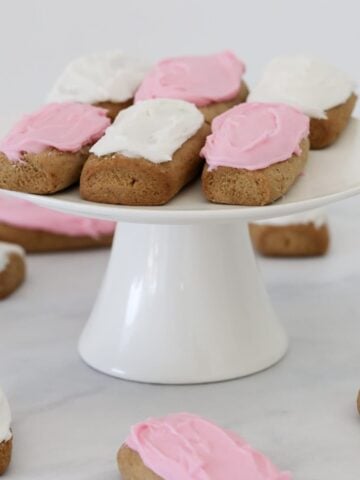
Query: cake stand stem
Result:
<box><xmin>79</xmin><ymin>221</ymin><xmax>288</xmax><ymax>383</ymax></box>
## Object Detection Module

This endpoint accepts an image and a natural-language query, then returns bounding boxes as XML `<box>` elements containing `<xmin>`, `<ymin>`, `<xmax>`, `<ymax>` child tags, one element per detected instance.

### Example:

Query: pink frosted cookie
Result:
<box><xmin>117</xmin><ymin>412</ymin><xmax>291</xmax><ymax>480</ymax></box>
<box><xmin>135</xmin><ymin>51</ymin><xmax>248</xmax><ymax>123</ymax></box>
<box><xmin>201</xmin><ymin>102</ymin><xmax>310</xmax><ymax>205</ymax></box>
<box><xmin>0</xmin><ymin>195</ymin><xmax>115</xmax><ymax>252</ymax></box>
<box><xmin>0</xmin><ymin>103</ymin><xmax>110</xmax><ymax>194</ymax></box>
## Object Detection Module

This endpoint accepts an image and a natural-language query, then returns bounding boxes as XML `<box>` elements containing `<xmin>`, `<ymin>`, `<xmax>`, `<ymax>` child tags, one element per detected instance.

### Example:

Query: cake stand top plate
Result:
<box><xmin>1</xmin><ymin>117</ymin><xmax>360</xmax><ymax>225</ymax></box>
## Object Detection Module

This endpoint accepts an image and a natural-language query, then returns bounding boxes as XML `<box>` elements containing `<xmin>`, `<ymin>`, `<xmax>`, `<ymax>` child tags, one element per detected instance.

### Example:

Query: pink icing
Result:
<box><xmin>135</xmin><ymin>51</ymin><xmax>245</xmax><ymax>107</ymax></box>
<box><xmin>0</xmin><ymin>195</ymin><xmax>115</xmax><ymax>238</ymax></box>
<box><xmin>201</xmin><ymin>102</ymin><xmax>309</xmax><ymax>171</ymax></box>
<box><xmin>126</xmin><ymin>413</ymin><xmax>292</xmax><ymax>480</ymax></box>
<box><xmin>0</xmin><ymin>103</ymin><xmax>110</xmax><ymax>162</ymax></box>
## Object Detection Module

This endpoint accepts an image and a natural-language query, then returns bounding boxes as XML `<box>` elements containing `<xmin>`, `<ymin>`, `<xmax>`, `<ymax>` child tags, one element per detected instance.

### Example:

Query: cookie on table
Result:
<box><xmin>201</xmin><ymin>102</ymin><xmax>310</xmax><ymax>206</ymax></box>
<box><xmin>248</xmin><ymin>55</ymin><xmax>356</xmax><ymax>149</ymax></box>
<box><xmin>117</xmin><ymin>412</ymin><xmax>291</xmax><ymax>480</ymax></box>
<box><xmin>135</xmin><ymin>51</ymin><xmax>248</xmax><ymax>123</ymax></box>
<box><xmin>47</xmin><ymin>51</ymin><xmax>149</xmax><ymax>120</ymax></box>
<box><xmin>249</xmin><ymin>209</ymin><xmax>330</xmax><ymax>257</ymax></box>
<box><xmin>0</xmin><ymin>389</ymin><xmax>13</xmax><ymax>475</ymax></box>
<box><xmin>80</xmin><ymin>99</ymin><xmax>210</xmax><ymax>206</ymax></box>
<box><xmin>0</xmin><ymin>241</ymin><xmax>25</xmax><ymax>299</ymax></box>
<box><xmin>0</xmin><ymin>103</ymin><xmax>110</xmax><ymax>195</ymax></box>
<box><xmin>0</xmin><ymin>195</ymin><xmax>114</xmax><ymax>252</ymax></box>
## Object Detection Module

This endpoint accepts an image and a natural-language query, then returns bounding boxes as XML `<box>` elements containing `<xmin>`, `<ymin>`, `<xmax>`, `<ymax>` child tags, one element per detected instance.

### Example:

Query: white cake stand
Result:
<box><xmin>2</xmin><ymin>119</ymin><xmax>360</xmax><ymax>384</ymax></box>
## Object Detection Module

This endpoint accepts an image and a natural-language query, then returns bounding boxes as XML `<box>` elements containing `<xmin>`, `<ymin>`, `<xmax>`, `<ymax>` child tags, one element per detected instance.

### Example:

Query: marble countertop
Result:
<box><xmin>1</xmin><ymin>198</ymin><xmax>360</xmax><ymax>479</ymax></box>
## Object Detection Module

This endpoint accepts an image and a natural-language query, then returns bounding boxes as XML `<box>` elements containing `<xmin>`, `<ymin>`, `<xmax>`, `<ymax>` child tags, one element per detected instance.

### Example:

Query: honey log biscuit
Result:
<box><xmin>0</xmin><ymin>147</ymin><xmax>89</xmax><ymax>195</ymax></box>
<box><xmin>0</xmin><ymin>438</ymin><xmax>12</xmax><ymax>475</ymax></box>
<box><xmin>135</xmin><ymin>51</ymin><xmax>247</xmax><ymax>123</ymax></box>
<box><xmin>95</xmin><ymin>99</ymin><xmax>133</xmax><ymax>121</ymax></box>
<box><xmin>0</xmin><ymin>223</ymin><xmax>113</xmax><ymax>253</ymax></box>
<box><xmin>0</xmin><ymin>241</ymin><xmax>25</xmax><ymax>299</ymax></box>
<box><xmin>0</xmin><ymin>387</ymin><xmax>13</xmax><ymax>474</ymax></box>
<box><xmin>81</xmin><ymin>99</ymin><xmax>209</xmax><ymax>206</ymax></box>
<box><xmin>47</xmin><ymin>51</ymin><xmax>149</xmax><ymax>121</ymax></box>
<box><xmin>118</xmin><ymin>445</ymin><xmax>161</xmax><ymax>480</ymax></box>
<box><xmin>199</xmin><ymin>81</ymin><xmax>249</xmax><ymax>123</ymax></box>
<box><xmin>117</xmin><ymin>413</ymin><xmax>292</xmax><ymax>479</ymax></box>
<box><xmin>201</xmin><ymin>103</ymin><xmax>310</xmax><ymax>206</ymax></box>
<box><xmin>249</xmin><ymin>210</ymin><xmax>330</xmax><ymax>257</ymax></box>
<box><xmin>309</xmin><ymin>93</ymin><xmax>357</xmax><ymax>149</ymax></box>
<box><xmin>248</xmin><ymin>55</ymin><xmax>356</xmax><ymax>149</ymax></box>
<box><xmin>0</xmin><ymin>195</ymin><xmax>115</xmax><ymax>253</ymax></box>
<box><xmin>0</xmin><ymin>103</ymin><xmax>110</xmax><ymax>194</ymax></box>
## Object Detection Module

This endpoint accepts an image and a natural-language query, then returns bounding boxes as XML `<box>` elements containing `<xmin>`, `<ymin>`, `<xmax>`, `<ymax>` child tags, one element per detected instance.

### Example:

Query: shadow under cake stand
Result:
<box><xmin>3</xmin><ymin>118</ymin><xmax>360</xmax><ymax>384</ymax></box>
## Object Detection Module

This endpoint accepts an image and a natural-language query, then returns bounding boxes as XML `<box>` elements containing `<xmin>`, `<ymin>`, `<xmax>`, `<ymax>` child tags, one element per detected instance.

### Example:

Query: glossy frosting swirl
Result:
<box><xmin>248</xmin><ymin>55</ymin><xmax>354</xmax><ymax>119</ymax></box>
<box><xmin>126</xmin><ymin>413</ymin><xmax>292</xmax><ymax>480</ymax></box>
<box><xmin>47</xmin><ymin>51</ymin><xmax>149</xmax><ymax>104</ymax></box>
<box><xmin>0</xmin><ymin>195</ymin><xmax>115</xmax><ymax>238</ymax></box>
<box><xmin>201</xmin><ymin>102</ymin><xmax>309</xmax><ymax>171</ymax></box>
<box><xmin>135</xmin><ymin>51</ymin><xmax>245</xmax><ymax>106</ymax></box>
<box><xmin>0</xmin><ymin>387</ymin><xmax>11</xmax><ymax>442</ymax></box>
<box><xmin>90</xmin><ymin>98</ymin><xmax>204</xmax><ymax>162</ymax></box>
<box><xmin>0</xmin><ymin>103</ymin><xmax>110</xmax><ymax>162</ymax></box>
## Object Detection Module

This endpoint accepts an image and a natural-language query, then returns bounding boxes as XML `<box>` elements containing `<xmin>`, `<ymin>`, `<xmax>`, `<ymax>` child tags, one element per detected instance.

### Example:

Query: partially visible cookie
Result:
<box><xmin>135</xmin><ymin>51</ymin><xmax>248</xmax><ymax>123</ymax></box>
<box><xmin>81</xmin><ymin>99</ymin><xmax>209</xmax><ymax>206</ymax></box>
<box><xmin>117</xmin><ymin>413</ymin><xmax>292</xmax><ymax>480</ymax></box>
<box><xmin>248</xmin><ymin>54</ymin><xmax>356</xmax><ymax>149</ymax></box>
<box><xmin>201</xmin><ymin>102</ymin><xmax>310</xmax><ymax>205</ymax></box>
<box><xmin>0</xmin><ymin>241</ymin><xmax>25</xmax><ymax>299</ymax></box>
<box><xmin>47</xmin><ymin>51</ymin><xmax>149</xmax><ymax>121</ymax></box>
<box><xmin>309</xmin><ymin>93</ymin><xmax>357</xmax><ymax>149</ymax></box>
<box><xmin>0</xmin><ymin>103</ymin><xmax>110</xmax><ymax>194</ymax></box>
<box><xmin>0</xmin><ymin>388</ymin><xmax>12</xmax><ymax>474</ymax></box>
<box><xmin>249</xmin><ymin>209</ymin><xmax>330</xmax><ymax>257</ymax></box>
<box><xmin>0</xmin><ymin>195</ymin><xmax>114</xmax><ymax>253</ymax></box>
<box><xmin>0</xmin><ymin>438</ymin><xmax>12</xmax><ymax>476</ymax></box>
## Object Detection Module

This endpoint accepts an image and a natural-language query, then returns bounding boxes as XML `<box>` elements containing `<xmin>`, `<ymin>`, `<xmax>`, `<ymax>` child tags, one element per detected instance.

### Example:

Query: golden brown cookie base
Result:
<box><xmin>310</xmin><ymin>93</ymin><xmax>357</xmax><ymax>149</ymax></box>
<box><xmin>202</xmin><ymin>138</ymin><xmax>309</xmax><ymax>206</ymax></box>
<box><xmin>95</xmin><ymin>99</ymin><xmax>133</xmax><ymax>121</ymax></box>
<box><xmin>0</xmin><ymin>223</ymin><xmax>113</xmax><ymax>253</ymax></box>
<box><xmin>0</xmin><ymin>252</ymin><xmax>25</xmax><ymax>299</ymax></box>
<box><xmin>199</xmin><ymin>81</ymin><xmax>249</xmax><ymax>124</ymax></box>
<box><xmin>0</xmin><ymin>146</ymin><xmax>89</xmax><ymax>195</ymax></box>
<box><xmin>117</xmin><ymin>444</ymin><xmax>162</xmax><ymax>480</ymax></box>
<box><xmin>249</xmin><ymin>222</ymin><xmax>330</xmax><ymax>257</ymax></box>
<box><xmin>0</xmin><ymin>438</ymin><xmax>12</xmax><ymax>475</ymax></box>
<box><xmin>80</xmin><ymin>122</ymin><xmax>210</xmax><ymax>206</ymax></box>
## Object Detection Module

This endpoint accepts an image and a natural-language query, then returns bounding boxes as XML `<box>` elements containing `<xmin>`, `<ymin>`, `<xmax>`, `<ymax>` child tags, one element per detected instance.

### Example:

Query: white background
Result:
<box><xmin>0</xmin><ymin>0</ymin><xmax>359</xmax><ymax>113</ymax></box>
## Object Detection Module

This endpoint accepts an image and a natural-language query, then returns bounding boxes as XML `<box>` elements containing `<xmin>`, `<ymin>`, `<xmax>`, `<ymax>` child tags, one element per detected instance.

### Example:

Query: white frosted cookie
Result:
<box><xmin>0</xmin><ymin>387</ymin><xmax>12</xmax><ymax>474</ymax></box>
<box><xmin>248</xmin><ymin>55</ymin><xmax>356</xmax><ymax>149</ymax></box>
<box><xmin>80</xmin><ymin>99</ymin><xmax>209</xmax><ymax>206</ymax></box>
<box><xmin>250</xmin><ymin>209</ymin><xmax>330</xmax><ymax>257</ymax></box>
<box><xmin>0</xmin><ymin>241</ymin><xmax>26</xmax><ymax>299</ymax></box>
<box><xmin>47</xmin><ymin>51</ymin><xmax>149</xmax><ymax>120</ymax></box>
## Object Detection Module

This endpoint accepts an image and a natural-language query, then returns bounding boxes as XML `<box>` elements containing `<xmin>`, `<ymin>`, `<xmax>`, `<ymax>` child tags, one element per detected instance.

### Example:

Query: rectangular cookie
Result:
<box><xmin>80</xmin><ymin>99</ymin><xmax>209</xmax><ymax>205</ymax></box>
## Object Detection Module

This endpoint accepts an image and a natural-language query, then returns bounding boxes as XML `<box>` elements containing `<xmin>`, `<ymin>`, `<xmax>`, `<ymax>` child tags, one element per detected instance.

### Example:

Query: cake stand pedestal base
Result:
<box><xmin>79</xmin><ymin>221</ymin><xmax>288</xmax><ymax>384</ymax></box>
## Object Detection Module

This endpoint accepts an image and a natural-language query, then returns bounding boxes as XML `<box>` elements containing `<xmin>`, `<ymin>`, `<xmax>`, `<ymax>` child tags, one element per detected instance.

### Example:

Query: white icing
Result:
<box><xmin>248</xmin><ymin>55</ymin><xmax>355</xmax><ymax>119</ymax></box>
<box><xmin>47</xmin><ymin>51</ymin><xmax>149</xmax><ymax>104</ymax></box>
<box><xmin>0</xmin><ymin>241</ymin><xmax>24</xmax><ymax>272</ymax></box>
<box><xmin>0</xmin><ymin>388</ymin><xmax>11</xmax><ymax>443</ymax></box>
<box><xmin>256</xmin><ymin>208</ymin><xmax>327</xmax><ymax>229</ymax></box>
<box><xmin>90</xmin><ymin>99</ymin><xmax>204</xmax><ymax>162</ymax></box>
